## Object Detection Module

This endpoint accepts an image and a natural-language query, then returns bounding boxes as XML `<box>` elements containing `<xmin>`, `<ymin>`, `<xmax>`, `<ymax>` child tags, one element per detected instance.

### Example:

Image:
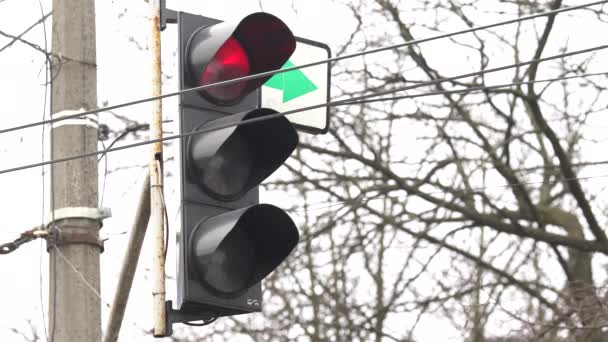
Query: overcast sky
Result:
<box><xmin>0</xmin><ymin>1</ymin><xmax>359</xmax><ymax>341</ymax></box>
<box><xmin>1</xmin><ymin>0</ymin><xmax>607</xmax><ymax>341</ymax></box>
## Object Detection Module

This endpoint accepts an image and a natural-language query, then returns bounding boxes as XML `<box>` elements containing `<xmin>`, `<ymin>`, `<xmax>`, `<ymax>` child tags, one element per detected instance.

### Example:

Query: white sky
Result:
<box><xmin>0</xmin><ymin>0</ymin><xmax>607</xmax><ymax>341</ymax></box>
<box><xmin>0</xmin><ymin>0</ymin><xmax>357</xmax><ymax>341</ymax></box>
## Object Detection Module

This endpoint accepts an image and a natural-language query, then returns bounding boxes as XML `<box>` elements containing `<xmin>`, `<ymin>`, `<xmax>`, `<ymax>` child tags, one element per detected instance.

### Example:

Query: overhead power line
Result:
<box><xmin>341</xmin><ymin>72</ymin><xmax>608</xmax><ymax>106</ymax></box>
<box><xmin>0</xmin><ymin>44</ymin><xmax>606</xmax><ymax>176</ymax></box>
<box><xmin>330</xmin><ymin>45</ymin><xmax>608</xmax><ymax>106</ymax></box>
<box><xmin>0</xmin><ymin>0</ymin><xmax>605</xmax><ymax>136</ymax></box>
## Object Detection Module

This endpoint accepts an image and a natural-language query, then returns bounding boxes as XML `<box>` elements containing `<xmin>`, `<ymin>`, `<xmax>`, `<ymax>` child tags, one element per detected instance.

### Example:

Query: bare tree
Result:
<box><xmin>7</xmin><ymin>319</ymin><xmax>43</xmax><ymax>342</ymax></box>
<box><xmin>12</xmin><ymin>0</ymin><xmax>596</xmax><ymax>341</ymax></box>
<box><xmin>171</xmin><ymin>0</ymin><xmax>608</xmax><ymax>340</ymax></box>
<box><xmin>230</xmin><ymin>0</ymin><xmax>608</xmax><ymax>341</ymax></box>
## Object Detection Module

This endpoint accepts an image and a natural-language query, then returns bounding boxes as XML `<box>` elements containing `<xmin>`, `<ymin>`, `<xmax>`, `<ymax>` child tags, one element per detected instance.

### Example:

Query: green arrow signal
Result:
<box><xmin>264</xmin><ymin>60</ymin><xmax>318</xmax><ymax>103</ymax></box>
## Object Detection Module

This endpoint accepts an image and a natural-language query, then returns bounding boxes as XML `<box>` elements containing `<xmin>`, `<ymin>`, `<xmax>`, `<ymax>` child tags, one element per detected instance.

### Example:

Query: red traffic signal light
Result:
<box><xmin>186</xmin><ymin>12</ymin><xmax>296</xmax><ymax>105</ymax></box>
<box><xmin>199</xmin><ymin>37</ymin><xmax>250</xmax><ymax>102</ymax></box>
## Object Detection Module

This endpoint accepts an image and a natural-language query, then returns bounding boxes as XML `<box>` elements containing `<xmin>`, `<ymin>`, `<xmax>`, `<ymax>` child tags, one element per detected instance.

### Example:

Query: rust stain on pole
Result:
<box><xmin>151</xmin><ymin>14</ymin><xmax>163</xmax><ymax>149</ymax></box>
<box><xmin>150</xmin><ymin>1</ymin><xmax>167</xmax><ymax>337</ymax></box>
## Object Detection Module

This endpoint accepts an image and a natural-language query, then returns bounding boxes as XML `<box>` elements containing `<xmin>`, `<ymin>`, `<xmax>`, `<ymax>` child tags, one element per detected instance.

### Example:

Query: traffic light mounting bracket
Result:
<box><xmin>165</xmin><ymin>300</ymin><xmax>215</xmax><ymax>337</ymax></box>
<box><xmin>159</xmin><ymin>0</ymin><xmax>177</xmax><ymax>31</ymax></box>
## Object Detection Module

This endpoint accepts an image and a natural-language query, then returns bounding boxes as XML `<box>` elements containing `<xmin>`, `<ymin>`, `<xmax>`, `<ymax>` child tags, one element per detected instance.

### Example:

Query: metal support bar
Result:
<box><xmin>159</xmin><ymin>0</ymin><xmax>177</xmax><ymax>31</ymax></box>
<box><xmin>103</xmin><ymin>173</ymin><xmax>151</xmax><ymax>342</ymax></box>
<box><xmin>150</xmin><ymin>0</ymin><xmax>167</xmax><ymax>336</ymax></box>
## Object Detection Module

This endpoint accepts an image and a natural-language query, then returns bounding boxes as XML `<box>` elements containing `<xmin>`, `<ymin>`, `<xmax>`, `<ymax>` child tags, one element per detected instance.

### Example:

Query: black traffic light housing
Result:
<box><xmin>169</xmin><ymin>10</ymin><xmax>300</xmax><ymax>332</ymax></box>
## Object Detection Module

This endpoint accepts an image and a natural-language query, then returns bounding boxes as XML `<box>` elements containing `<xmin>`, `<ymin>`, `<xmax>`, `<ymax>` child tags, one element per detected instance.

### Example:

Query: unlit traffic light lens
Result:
<box><xmin>188</xmin><ymin>109</ymin><xmax>298</xmax><ymax>201</ymax></box>
<box><xmin>200</xmin><ymin>37</ymin><xmax>250</xmax><ymax>103</ymax></box>
<box><xmin>189</xmin><ymin>204</ymin><xmax>299</xmax><ymax>296</ymax></box>
<box><xmin>200</xmin><ymin>130</ymin><xmax>253</xmax><ymax>199</ymax></box>
<box><xmin>201</xmin><ymin>227</ymin><xmax>256</xmax><ymax>294</ymax></box>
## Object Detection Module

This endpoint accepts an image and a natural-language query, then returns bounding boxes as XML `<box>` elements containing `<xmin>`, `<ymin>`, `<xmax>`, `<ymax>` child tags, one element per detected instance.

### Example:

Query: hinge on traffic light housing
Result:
<box><xmin>159</xmin><ymin>0</ymin><xmax>177</xmax><ymax>31</ymax></box>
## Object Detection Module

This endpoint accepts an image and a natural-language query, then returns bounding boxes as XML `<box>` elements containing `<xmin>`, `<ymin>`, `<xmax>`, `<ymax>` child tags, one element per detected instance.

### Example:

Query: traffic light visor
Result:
<box><xmin>187</xmin><ymin>12</ymin><xmax>296</xmax><ymax>105</ymax></box>
<box><xmin>189</xmin><ymin>204</ymin><xmax>299</xmax><ymax>295</ymax></box>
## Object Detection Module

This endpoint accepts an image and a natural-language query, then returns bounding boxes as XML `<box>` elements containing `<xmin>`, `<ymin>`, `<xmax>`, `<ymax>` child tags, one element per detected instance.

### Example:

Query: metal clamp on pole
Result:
<box><xmin>46</xmin><ymin>207</ymin><xmax>112</xmax><ymax>252</ymax></box>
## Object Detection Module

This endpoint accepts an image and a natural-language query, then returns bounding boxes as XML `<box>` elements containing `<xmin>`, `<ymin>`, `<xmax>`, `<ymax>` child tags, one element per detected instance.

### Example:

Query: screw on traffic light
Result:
<box><xmin>165</xmin><ymin>11</ymin><xmax>300</xmax><ymax>333</ymax></box>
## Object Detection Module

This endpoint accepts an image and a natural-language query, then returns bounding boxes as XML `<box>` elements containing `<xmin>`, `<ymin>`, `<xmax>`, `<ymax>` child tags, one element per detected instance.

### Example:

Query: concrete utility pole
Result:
<box><xmin>49</xmin><ymin>0</ymin><xmax>102</xmax><ymax>341</ymax></box>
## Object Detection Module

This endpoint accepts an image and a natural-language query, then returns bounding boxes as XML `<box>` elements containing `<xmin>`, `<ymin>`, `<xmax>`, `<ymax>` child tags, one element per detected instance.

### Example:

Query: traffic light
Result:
<box><xmin>171</xmin><ymin>11</ymin><xmax>300</xmax><ymax>328</ymax></box>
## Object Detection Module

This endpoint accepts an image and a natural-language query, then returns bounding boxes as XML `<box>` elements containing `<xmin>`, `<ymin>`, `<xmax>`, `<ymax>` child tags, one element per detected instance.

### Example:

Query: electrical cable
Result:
<box><xmin>99</xmin><ymin>141</ymin><xmax>109</xmax><ymax>207</ymax></box>
<box><xmin>98</xmin><ymin>123</ymin><xmax>150</xmax><ymax>162</ymax></box>
<box><xmin>0</xmin><ymin>0</ymin><xmax>605</xmax><ymax>136</ymax></box>
<box><xmin>328</xmin><ymin>45</ymin><xmax>608</xmax><ymax>106</ymax></box>
<box><xmin>83</xmin><ymin>170</ymin><xmax>608</xmax><ymax>240</ymax></box>
<box><xmin>162</xmin><ymin>185</ymin><xmax>169</xmax><ymax>262</ymax></box>
<box><xmin>0</xmin><ymin>44</ymin><xmax>606</xmax><ymax>176</ymax></box>
<box><xmin>340</xmin><ymin>72</ymin><xmax>608</xmax><ymax>106</ymax></box>
<box><xmin>51</xmin><ymin>245</ymin><xmax>111</xmax><ymax>309</ymax></box>
<box><xmin>156</xmin><ymin>159</ymin><xmax>169</xmax><ymax>262</ymax></box>
<box><xmin>1</xmin><ymin>67</ymin><xmax>605</xmax><ymax>177</ymax></box>
<box><xmin>35</xmin><ymin>1</ymin><xmax>50</xmax><ymax>340</ymax></box>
